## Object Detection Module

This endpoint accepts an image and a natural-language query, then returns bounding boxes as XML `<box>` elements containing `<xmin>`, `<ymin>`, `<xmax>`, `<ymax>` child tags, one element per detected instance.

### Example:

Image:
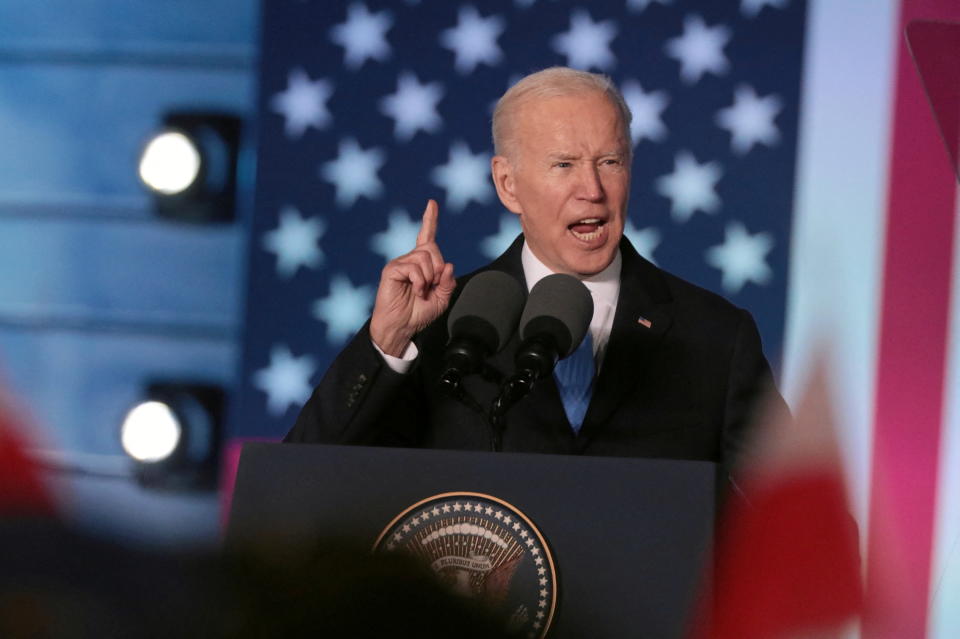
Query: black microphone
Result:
<box><xmin>437</xmin><ymin>270</ymin><xmax>524</xmax><ymax>396</ymax></box>
<box><xmin>491</xmin><ymin>274</ymin><xmax>593</xmax><ymax>424</ymax></box>
<box><xmin>516</xmin><ymin>273</ymin><xmax>594</xmax><ymax>378</ymax></box>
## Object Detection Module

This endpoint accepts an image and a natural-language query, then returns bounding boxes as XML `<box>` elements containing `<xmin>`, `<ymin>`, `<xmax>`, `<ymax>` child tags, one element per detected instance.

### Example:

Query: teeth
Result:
<box><xmin>570</xmin><ymin>218</ymin><xmax>605</xmax><ymax>241</ymax></box>
<box><xmin>571</xmin><ymin>225</ymin><xmax>605</xmax><ymax>241</ymax></box>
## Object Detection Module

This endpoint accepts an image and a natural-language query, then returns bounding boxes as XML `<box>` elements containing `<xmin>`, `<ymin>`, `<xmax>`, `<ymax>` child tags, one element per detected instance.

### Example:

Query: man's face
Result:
<box><xmin>493</xmin><ymin>91</ymin><xmax>631</xmax><ymax>277</ymax></box>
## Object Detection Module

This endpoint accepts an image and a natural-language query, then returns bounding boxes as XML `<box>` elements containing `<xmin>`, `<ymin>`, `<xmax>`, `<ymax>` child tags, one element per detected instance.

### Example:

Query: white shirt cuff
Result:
<box><xmin>372</xmin><ymin>339</ymin><xmax>419</xmax><ymax>374</ymax></box>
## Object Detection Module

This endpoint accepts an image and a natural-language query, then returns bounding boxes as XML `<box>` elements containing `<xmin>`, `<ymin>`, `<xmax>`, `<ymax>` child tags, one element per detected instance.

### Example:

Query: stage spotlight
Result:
<box><xmin>138</xmin><ymin>112</ymin><xmax>241</xmax><ymax>223</ymax></box>
<box><xmin>120</xmin><ymin>383</ymin><xmax>225</xmax><ymax>491</ymax></box>
<box><xmin>121</xmin><ymin>400</ymin><xmax>182</xmax><ymax>463</ymax></box>
<box><xmin>138</xmin><ymin>132</ymin><xmax>201</xmax><ymax>195</ymax></box>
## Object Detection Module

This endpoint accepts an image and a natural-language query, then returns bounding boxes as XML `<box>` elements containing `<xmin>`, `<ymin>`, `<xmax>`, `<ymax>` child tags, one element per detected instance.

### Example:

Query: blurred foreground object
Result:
<box><xmin>0</xmin><ymin>527</ymin><xmax>510</xmax><ymax>639</ymax></box>
<box><xmin>691</xmin><ymin>359</ymin><xmax>861</xmax><ymax>639</ymax></box>
<box><xmin>0</xmin><ymin>391</ymin><xmax>54</xmax><ymax>518</ymax></box>
<box><xmin>219</xmin><ymin>541</ymin><xmax>512</xmax><ymax>638</ymax></box>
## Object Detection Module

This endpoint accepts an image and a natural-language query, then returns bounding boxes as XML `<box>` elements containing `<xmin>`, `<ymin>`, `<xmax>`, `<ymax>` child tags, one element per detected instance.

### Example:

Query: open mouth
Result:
<box><xmin>568</xmin><ymin>218</ymin><xmax>606</xmax><ymax>241</ymax></box>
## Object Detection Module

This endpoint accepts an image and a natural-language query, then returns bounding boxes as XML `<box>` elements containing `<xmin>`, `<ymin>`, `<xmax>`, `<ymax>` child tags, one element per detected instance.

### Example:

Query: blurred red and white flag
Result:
<box><xmin>691</xmin><ymin>360</ymin><xmax>861</xmax><ymax>639</ymax></box>
<box><xmin>0</xmin><ymin>386</ymin><xmax>54</xmax><ymax>518</ymax></box>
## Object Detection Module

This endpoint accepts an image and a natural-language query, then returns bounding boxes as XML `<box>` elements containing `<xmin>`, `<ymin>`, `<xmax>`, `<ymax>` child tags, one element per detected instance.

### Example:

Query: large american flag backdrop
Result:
<box><xmin>233</xmin><ymin>0</ymin><xmax>960</xmax><ymax>637</ymax></box>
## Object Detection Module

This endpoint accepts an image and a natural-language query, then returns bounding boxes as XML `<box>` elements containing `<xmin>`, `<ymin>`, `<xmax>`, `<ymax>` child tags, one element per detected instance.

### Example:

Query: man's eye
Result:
<box><xmin>554</xmin><ymin>161</ymin><xmax>572</xmax><ymax>168</ymax></box>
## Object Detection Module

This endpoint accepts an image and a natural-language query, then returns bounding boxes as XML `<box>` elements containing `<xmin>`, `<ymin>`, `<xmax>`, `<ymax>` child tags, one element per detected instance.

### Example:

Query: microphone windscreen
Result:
<box><xmin>447</xmin><ymin>271</ymin><xmax>525</xmax><ymax>354</ymax></box>
<box><xmin>519</xmin><ymin>274</ymin><xmax>593</xmax><ymax>358</ymax></box>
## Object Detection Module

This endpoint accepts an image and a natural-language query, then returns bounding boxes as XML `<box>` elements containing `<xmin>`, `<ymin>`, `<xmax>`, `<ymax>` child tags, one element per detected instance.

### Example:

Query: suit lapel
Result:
<box><xmin>580</xmin><ymin>239</ymin><xmax>674</xmax><ymax>439</ymax></box>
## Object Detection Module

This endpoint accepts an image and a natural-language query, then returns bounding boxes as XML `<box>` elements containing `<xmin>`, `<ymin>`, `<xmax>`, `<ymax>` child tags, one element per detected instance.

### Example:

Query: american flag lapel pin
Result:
<box><xmin>637</xmin><ymin>316</ymin><xmax>652</xmax><ymax>329</ymax></box>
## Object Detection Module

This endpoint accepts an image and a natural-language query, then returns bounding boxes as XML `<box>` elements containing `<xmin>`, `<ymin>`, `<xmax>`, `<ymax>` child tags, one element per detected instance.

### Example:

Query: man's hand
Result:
<box><xmin>369</xmin><ymin>199</ymin><xmax>456</xmax><ymax>357</ymax></box>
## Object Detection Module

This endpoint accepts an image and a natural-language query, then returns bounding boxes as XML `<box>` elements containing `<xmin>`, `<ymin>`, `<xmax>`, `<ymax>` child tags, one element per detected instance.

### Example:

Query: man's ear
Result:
<box><xmin>491</xmin><ymin>155</ymin><xmax>522</xmax><ymax>214</ymax></box>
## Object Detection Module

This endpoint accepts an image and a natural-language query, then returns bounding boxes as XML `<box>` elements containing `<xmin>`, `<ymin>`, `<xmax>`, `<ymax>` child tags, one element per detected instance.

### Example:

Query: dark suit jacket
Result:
<box><xmin>286</xmin><ymin>235</ymin><xmax>785</xmax><ymax>480</ymax></box>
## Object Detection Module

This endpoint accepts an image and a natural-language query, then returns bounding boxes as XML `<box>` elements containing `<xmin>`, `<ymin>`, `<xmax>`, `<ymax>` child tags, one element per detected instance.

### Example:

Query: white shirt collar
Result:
<box><xmin>520</xmin><ymin>241</ymin><xmax>621</xmax><ymax>308</ymax></box>
<box><xmin>519</xmin><ymin>240</ymin><xmax>622</xmax><ymax>367</ymax></box>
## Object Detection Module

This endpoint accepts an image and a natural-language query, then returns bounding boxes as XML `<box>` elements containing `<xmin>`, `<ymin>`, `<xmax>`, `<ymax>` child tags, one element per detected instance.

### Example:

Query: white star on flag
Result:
<box><xmin>330</xmin><ymin>3</ymin><xmax>393</xmax><ymax>70</ymax></box>
<box><xmin>716</xmin><ymin>85</ymin><xmax>783</xmax><ymax>155</ymax></box>
<box><xmin>253</xmin><ymin>344</ymin><xmax>316</xmax><ymax>416</ymax></box>
<box><xmin>312</xmin><ymin>274</ymin><xmax>375</xmax><ymax>344</ymax></box>
<box><xmin>741</xmin><ymin>0</ymin><xmax>789</xmax><ymax>18</ymax></box>
<box><xmin>705</xmin><ymin>221</ymin><xmax>774</xmax><ymax>293</ymax></box>
<box><xmin>551</xmin><ymin>9</ymin><xmax>618</xmax><ymax>71</ymax></box>
<box><xmin>370</xmin><ymin>208</ymin><xmax>420</xmax><ymax>262</ymax></box>
<box><xmin>262</xmin><ymin>206</ymin><xmax>326</xmax><ymax>278</ymax></box>
<box><xmin>431</xmin><ymin>140</ymin><xmax>493</xmax><ymax>211</ymax></box>
<box><xmin>439</xmin><ymin>6</ymin><xmax>505</xmax><ymax>75</ymax></box>
<box><xmin>625</xmin><ymin>220</ymin><xmax>661</xmax><ymax>264</ymax></box>
<box><xmin>627</xmin><ymin>0</ymin><xmax>673</xmax><ymax>11</ymax></box>
<box><xmin>380</xmin><ymin>71</ymin><xmax>444</xmax><ymax>142</ymax></box>
<box><xmin>270</xmin><ymin>68</ymin><xmax>333</xmax><ymax>139</ymax></box>
<box><xmin>656</xmin><ymin>151</ymin><xmax>723</xmax><ymax>223</ymax></box>
<box><xmin>320</xmin><ymin>138</ymin><xmax>386</xmax><ymax>208</ymax></box>
<box><xmin>480</xmin><ymin>214</ymin><xmax>522</xmax><ymax>259</ymax></box>
<box><xmin>665</xmin><ymin>14</ymin><xmax>731</xmax><ymax>84</ymax></box>
<box><xmin>621</xmin><ymin>80</ymin><xmax>669</xmax><ymax>145</ymax></box>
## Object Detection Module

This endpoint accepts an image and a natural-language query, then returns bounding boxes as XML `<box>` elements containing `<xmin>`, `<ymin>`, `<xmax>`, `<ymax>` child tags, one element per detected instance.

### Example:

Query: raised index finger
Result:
<box><xmin>416</xmin><ymin>199</ymin><xmax>439</xmax><ymax>247</ymax></box>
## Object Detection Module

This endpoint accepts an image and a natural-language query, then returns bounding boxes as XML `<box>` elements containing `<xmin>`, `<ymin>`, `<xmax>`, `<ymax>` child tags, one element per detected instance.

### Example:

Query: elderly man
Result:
<box><xmin>286</xmin><ymin>67</ymin><xmax>784</xmax><ymax>481</ymax></box>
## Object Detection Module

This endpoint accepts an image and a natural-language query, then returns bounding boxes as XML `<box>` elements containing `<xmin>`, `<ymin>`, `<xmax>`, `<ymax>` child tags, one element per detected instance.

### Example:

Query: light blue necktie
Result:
<box><xmin>553</xmin><ymin>332</ymin><xmax>595</xmax><ymax>433</ymax></box>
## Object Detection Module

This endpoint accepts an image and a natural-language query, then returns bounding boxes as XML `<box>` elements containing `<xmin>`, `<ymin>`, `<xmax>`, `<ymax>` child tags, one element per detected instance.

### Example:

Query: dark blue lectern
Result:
<box><xmin>227</xmin><ymin>443</ymin><xmax>714</xmax><ymax>638</ymax></box>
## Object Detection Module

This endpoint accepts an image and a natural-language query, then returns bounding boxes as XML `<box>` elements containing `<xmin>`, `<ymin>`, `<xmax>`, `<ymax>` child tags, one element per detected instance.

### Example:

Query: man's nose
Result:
<box><xmin>577</xmin><ymin>165</ymin><xmax>604</xmax><ymax>201</ymax></box>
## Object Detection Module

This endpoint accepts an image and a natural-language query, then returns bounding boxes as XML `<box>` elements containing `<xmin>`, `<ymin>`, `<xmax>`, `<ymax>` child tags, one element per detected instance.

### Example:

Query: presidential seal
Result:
<box><xmin>373</xmin><ymin>492</ymin><xmax>558</xmax><ymax>638</ymax></box>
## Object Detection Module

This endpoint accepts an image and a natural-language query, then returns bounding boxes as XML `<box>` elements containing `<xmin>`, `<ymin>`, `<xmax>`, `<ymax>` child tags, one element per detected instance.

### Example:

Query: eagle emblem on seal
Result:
<box><xmin>374</xmin><ymin>492</ymin><xmax>558</xmax><ymax>638</ymax></box>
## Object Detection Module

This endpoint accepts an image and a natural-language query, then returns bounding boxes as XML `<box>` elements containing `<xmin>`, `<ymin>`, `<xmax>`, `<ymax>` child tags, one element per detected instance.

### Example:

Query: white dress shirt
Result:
<box><xmin>520</xmin><ymin>242</ymin><xmax>621</xmax><ymax>371</ymax></box>
<box><xmin>376</xmin><ymin>240</ymin><xmax>622</xmax><ymax>373</ymax></box>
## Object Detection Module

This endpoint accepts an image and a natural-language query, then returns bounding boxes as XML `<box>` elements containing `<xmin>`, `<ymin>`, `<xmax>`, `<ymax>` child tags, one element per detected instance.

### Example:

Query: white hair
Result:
<box><xmin>491</xmin><ymin>66</ymin><xmax>633</xmax><ymax>160</ymax></box>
